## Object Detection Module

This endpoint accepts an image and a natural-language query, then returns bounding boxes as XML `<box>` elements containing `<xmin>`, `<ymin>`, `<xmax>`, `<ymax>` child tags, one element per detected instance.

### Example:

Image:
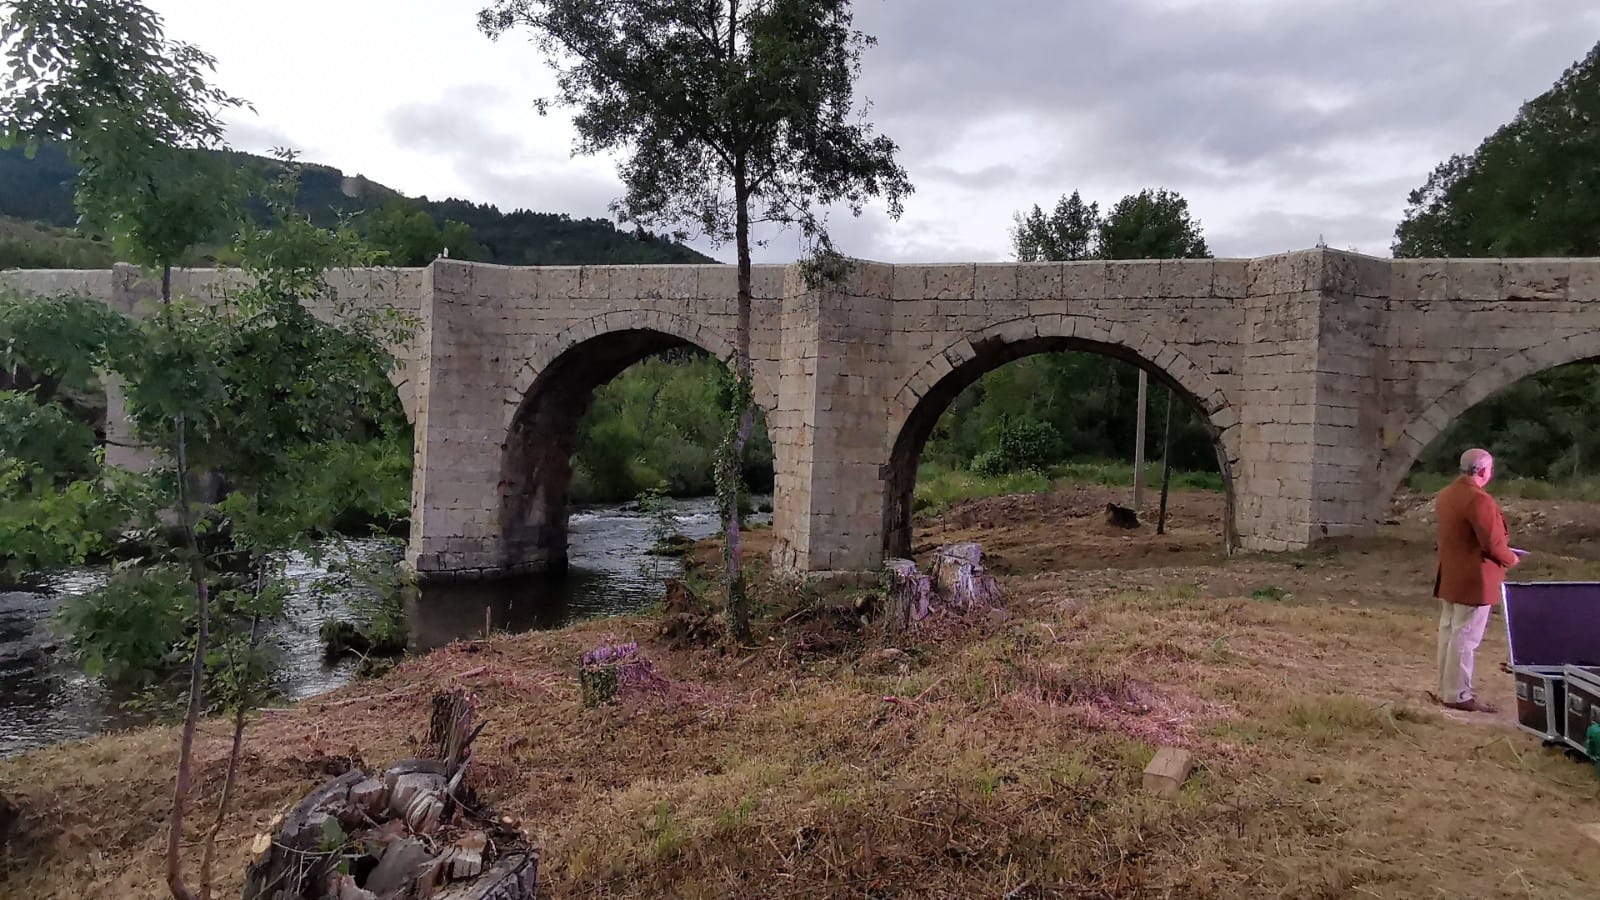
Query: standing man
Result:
<box><xmin>1433</xmin><ymin>448</ymin><xmax>1520</xmax><ymax>713</ymax></box>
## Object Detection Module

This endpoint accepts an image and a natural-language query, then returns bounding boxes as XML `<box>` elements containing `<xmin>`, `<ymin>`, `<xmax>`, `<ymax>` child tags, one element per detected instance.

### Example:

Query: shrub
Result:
<box><xmin>56</xmin><ymin>564</ymin><xmax>193</xmax><ymax>683</ymax></box>
<box><xmin>970</xmin><ymin>419</ymin><xmax>1061</xmax><ymax>476</ymax></box>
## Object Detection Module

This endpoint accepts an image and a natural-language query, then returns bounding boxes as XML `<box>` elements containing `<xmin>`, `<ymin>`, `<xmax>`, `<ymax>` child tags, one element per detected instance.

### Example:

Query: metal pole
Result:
<box><xmin>1133</xmin><ymin>369</ymin><xmax>1148</xmax><ymax>510</ymax></box>
<box><xmin>1157</xmin><ymin>388</ymin><xmax>1175</xmax><ymax>535</ymax></box>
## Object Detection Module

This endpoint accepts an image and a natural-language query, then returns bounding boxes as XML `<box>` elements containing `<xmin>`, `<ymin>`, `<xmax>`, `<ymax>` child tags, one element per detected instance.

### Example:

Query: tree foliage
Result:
<box><xmin>0</xmin><ymin>0</ymin><xmax>248</xmax><ymax>269</ymax></box>
<box><xmin>964</xmin><ymin>187</ymin><xmax>1217</xmax><ymax>480</ymax></box>
<box><xmin>480</xmin><ymin>0</ymin><xmax>911</xmax><ymax>642</ymax></box>
<box><xmin>1394</xmin><ymin>41</ymin><xmax>1600</xmax><ymax>258</ymax></box>
<box><xmin>2</xmin><ymin>3</ymin><xmax>413</xmax><ymax>897</ymax></box>
<box><xmin>0</xmin><ymin>142</ymin><xmax>717</xmax><ymax>267</ymax></box>
<box><xmin>1097</xmin><ymin>188</ymin><xmax>1210</xmax><ymax>260</ymax></box>
<box><xmin>1011</xmin><ymin>187</ymin><xmax>1210</xmax><ymax>263</ymax></box>
<box><xmin>1012</xmin><ymin>190</ymin><xmax>1099</xmax><ymax>262</ymax></box>
<box><xmin>1395</xmin><ymin>40</ymin><xmax>1600</xmax><ymax>482</ymax></box>
<box><xmin>361</xmin><ymin>198</ymin><xmax>483</xmax><ymax>266</ymax></box>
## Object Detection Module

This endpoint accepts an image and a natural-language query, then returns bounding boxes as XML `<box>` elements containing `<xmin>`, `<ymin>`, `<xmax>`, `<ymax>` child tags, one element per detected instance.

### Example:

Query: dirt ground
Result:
<box><xmin>4</xmin><ymin>483</ymin><xmax>1600</xmax><ymax>899</ymax></box>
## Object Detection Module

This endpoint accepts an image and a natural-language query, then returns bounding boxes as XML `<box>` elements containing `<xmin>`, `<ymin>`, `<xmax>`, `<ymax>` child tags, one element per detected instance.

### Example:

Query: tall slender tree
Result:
<box><xmin>478</xmin><ymin>0</ymin><xmax>913</xmax><ymax>642</ymax></box>
<box><xmin>2</xmin><ymin>4</ymin><xmax>247</xmax><ymax>897</ymax></box>
<box><xmin>1011</xmin><ymin>190</ymin><xmax>1099</xmax><ymax>262</ymax></box>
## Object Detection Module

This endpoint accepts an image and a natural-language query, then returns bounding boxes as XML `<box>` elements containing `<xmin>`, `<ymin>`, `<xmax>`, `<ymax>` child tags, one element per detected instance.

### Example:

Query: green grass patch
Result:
<box><xmin>913</xmin><ymin>466</ymin><xmax>1052</xmax><ymax>513</ymax></box>
<box><xmin>913</xmin><ymin>458</ymin><xmax>1222</xmax><ymax>514</ymax></box>
<box><xmin>1404</xmin><ymin>471</ymin><xmax>1600</xmax><ymax>503</ymax></box>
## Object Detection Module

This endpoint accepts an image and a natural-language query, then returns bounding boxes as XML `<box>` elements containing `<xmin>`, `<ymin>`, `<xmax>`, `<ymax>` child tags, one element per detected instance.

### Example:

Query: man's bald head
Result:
<box><xmin>1460</xmin><ymin>448</ymin><xmax>1494</xmax><ymax>484</ymax></box>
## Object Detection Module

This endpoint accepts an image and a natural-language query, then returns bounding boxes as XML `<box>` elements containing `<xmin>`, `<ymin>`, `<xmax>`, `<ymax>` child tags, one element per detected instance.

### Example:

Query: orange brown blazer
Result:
<box><xmin>1433</xmin><ymin>475</ymin><xmax>1520</xmax><ymax>607</ymax></box>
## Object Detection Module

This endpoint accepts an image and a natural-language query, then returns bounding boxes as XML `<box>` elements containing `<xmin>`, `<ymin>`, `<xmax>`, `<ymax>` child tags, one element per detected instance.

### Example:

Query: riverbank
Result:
<box><xmin>5</xmin><ymin>484</ymin><xmax>1600</xmax><ymax>897</ymax></box>
<box><xmin>0</xmin><ymin>496</ymin><xmax>761</xmax><ymax>758</ymax></box>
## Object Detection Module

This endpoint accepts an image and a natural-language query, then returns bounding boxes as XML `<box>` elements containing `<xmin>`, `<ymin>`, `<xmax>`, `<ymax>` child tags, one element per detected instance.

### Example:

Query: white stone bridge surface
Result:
<box><xmin>4</xmin><ymin>249</ymin><xmax>1599</xmax><ymax>582</ymax></box>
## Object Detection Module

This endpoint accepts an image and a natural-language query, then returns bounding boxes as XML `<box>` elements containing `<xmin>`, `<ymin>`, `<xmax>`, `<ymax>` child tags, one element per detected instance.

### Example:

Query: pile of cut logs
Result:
<box><xmin>243</xmin><ymin>691</ymin><xmax>536</xmax><ymax>900</ymax></box>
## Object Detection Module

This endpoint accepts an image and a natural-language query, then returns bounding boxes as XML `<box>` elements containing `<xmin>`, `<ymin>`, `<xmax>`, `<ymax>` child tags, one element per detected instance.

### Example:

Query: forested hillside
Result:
<box><xmin>0</xmin><ymin>143</ymin><xmax>712</xmax><ymax>268</ymax></box>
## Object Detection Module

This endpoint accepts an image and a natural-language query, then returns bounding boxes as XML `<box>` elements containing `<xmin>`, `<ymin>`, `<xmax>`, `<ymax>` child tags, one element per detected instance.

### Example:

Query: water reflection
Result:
<box><xmin>409</xmin><ymin>496</ymin><xmax>747</xmax><ymax>649</ymax></box>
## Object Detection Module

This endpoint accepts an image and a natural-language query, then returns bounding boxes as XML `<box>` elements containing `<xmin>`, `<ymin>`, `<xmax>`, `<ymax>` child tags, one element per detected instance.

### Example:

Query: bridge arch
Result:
<box><xmin>498</xmin><ymin>310</ymin><xmax>773</xmax><ymax>573</ymax></box>
<box><xmin>1377</xmin><ymin>329</ymin><xmax>1600</xmax><ymax>500</ymax></box>
<box><xmin>880</xmin><ymin>317</ymin><xmax>1239</xmax><ymax>560</ymax></box>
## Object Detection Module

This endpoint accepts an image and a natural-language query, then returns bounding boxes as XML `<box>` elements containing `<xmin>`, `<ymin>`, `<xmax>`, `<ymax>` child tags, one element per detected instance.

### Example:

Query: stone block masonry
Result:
<box><xmin>4</xmin><ymin>249</ymin><xmax>1599</xmax><ymax>582</ymax></box>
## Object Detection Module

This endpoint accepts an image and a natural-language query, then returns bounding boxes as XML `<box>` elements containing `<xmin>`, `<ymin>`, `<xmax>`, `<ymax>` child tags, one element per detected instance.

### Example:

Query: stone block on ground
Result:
<box><xmin>1142</xmin><ymin>747</ymin><xmax>1195</xmax><ymax>799</ymax></box>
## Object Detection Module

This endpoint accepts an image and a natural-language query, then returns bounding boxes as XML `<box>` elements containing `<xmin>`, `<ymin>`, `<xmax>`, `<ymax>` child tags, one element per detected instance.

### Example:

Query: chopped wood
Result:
<box><xmin>1142</xmin><ymin>747</ymin><xmax>1195</xmax><ymax>799</ymax></box>
<box><xmin>451</xmin><ymin>831</ymin><xmax>488</xmax><ymax>880</ymax></box>
<box><xmin>434</xmin><ymin>852</ymin><xmax>539</xmax><ymax>900</ymax></box>
<box><xmin>242</xmin><ymin>695</ymin><xmax>535</xmax><ymax>900</ymax></box>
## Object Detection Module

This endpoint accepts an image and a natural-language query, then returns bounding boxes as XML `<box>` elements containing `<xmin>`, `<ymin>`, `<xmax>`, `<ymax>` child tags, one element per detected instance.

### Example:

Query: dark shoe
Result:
<box><xmin>1443</xmin><ymin>697</ymin><xmax>1499</xmax><ymax>714</ymax></box>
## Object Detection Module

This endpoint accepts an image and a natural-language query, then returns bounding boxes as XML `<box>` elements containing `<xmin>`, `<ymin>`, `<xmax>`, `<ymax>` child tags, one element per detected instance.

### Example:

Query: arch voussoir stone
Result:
<box><xmin>1379</xmin><ymin>328</ymin><xmax>1600</xmax><ymax>501</ymax></box>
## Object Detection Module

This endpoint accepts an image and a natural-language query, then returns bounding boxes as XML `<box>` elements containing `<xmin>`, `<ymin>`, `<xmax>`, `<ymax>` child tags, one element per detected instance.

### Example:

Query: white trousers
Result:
<box><xmin>1436</xmin><ymin>601</ymin><xmax>1491</xmax><ymax>704</ymax></box>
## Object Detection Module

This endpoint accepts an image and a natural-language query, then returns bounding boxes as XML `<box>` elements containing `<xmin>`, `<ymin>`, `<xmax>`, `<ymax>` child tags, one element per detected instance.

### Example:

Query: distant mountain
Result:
<box><xmin>0</xmin><ymin>144</ymin><xmax>715</xmax><ymax>268</ymax></box>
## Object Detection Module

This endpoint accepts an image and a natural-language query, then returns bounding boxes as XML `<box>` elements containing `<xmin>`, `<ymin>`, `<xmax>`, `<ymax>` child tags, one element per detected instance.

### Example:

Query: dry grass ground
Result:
<box><xmin>5</xmin><ymin>483</ymin><xmax>1600</xmax><ymax>898</ymax></box>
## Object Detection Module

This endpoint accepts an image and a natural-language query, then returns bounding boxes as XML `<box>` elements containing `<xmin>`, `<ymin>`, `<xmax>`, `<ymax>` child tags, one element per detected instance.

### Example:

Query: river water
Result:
<box><xmin>0</xmin><ymin>496</ymin><xmax>756</xmax><ymax>758</ymax></box>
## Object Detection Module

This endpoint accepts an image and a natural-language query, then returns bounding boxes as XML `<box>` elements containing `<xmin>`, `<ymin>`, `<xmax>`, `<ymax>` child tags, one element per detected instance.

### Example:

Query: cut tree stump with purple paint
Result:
<box><xmin>579</xmin><ymin>641</ymin><xmax>668</xmax><ymax>707</ymax></box>
<box><xmin>884</xmin><ymin>558</ymin><xmax>933</xmax><ymax>631</ymax></box>
<box><xmin>242</xmin><ymin>689</ymin><xmax>537</xmax><ymax>900</ymax></box>
<box><xmin>930</xmin><ymin>542</ymin><xmax>1003</xmax><ymax>612</ymax></box>
<box><xmin>883</xmin><ymin>543</ymin><xmax>1003</xmax><ymax>633</ymax></box>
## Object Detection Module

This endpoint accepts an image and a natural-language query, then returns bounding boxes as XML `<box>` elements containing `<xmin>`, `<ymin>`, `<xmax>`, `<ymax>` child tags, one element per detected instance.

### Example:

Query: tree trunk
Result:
<box><xmin>884</xmin><ymin>558</ymin><xmax>932</xmax><ymax>633</ymax></box>
<box><xmin>929</xmin><ymin>543</ymin><xmax>1002</xmax><ymax>612</ymax></box>
<box><xmin>724</xmin><ymin>98</ymin><xmax>755</xmax><ymax>645</ymax></box>
<box><xmin>200</xmin><ymin>571</ymin><xmax>265</xmax><ymax>900</ymax></box>
<box><xmin>164</xmin><ymin>262</ymin><xmax>207</xmax><ymax>900</ymax></box>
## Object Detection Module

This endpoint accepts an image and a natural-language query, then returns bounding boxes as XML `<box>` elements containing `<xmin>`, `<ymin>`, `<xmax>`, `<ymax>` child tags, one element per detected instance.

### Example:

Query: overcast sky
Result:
<box><xmin>147</xmin><ymin>0</ymin><xmax>1600</xmax><ymax>264</ymax></box>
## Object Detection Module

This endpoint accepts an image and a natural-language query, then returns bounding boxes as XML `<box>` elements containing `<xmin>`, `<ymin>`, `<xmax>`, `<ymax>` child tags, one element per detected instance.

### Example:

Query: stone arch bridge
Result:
<box><xmin>4</xmin><ymin>249</ymin><xmax>1598</xmax><ymax>581</ymax></box>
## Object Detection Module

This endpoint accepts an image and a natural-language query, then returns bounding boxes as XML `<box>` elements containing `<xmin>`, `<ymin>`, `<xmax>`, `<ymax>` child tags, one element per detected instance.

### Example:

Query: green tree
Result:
<box><xmin>1</xmin><ymin>4</ymin><xmax>248</xmax><ymax>895</ymax></box>
<box><xmin>479</xmin><ymin>0</ymin><xmax>913</xmax><ymax>642</ymax></box>
<box><xmin>4</xmin><ymin>4</ymin><xmax>410</xmax><ymax>898</ymax></box>
<box><xmin>1011</xmin><ymin>190</ymin><xmax>1099</xmax><ymax>262</ymax></box>
<box><xmin>362</xmin><ymin>197</ymin><xmax>484</xmax><ymax>265</ymax></box>
<box><xmin>1395</xmin><ymin>41</ymin><xmax>1600</xmax><ymax>483</ymax></box>
<box><xmin>1394</xmin><ymin>41</ymin><xmax>1600</xmax><ymax>258</ymax></box>
<box><xmin>1097</xmin><ymin>188</ymin><xmax>1210</xmax><ymax>261</ymax></box>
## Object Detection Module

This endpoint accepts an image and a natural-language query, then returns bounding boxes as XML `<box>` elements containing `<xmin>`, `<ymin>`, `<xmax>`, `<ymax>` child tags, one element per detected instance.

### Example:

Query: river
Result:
<box><xmin>0</xmin><ymin>496</ymin><xmax>758</xmax><ymax>758</ymax></box>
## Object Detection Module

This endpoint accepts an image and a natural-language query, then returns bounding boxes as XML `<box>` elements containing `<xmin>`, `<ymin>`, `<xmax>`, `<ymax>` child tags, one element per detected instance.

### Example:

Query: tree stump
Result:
<box><xmin>1105</xmin><ymin>502</ymin><xmax>1140</xmax><ymax>529</ymax></box>
<box><xmin>929</xmin><ymin>543</ymin><xmax>1002</xmax><ymax>612</ymax></box>
<box><xmin>883</xmin><ymin>558</ymin><xmax>933</xmax><ymax>633</ymax></box>
<box><xmin>881</xmin><ymin>544</ymin><xmax>1002</xmax><ymax>633</ymax></box>
<box><xmin>578</xmin><ymin>641</ymin><xmax>666</xmax><ymax>707</ymax></box>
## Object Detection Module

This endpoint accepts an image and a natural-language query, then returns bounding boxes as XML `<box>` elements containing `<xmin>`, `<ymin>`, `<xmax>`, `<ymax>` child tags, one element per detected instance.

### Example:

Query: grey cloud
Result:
<box><xmin>849</xmin><ymin>0</ymin><xmax>1596</xmax><ymax>239</ymax></box>
<box><xmin>919</xmin><ymin>162</ymin><xmax>1021</xmax><ymax>190</ymax></box>
<box><xmin>222</xmin><ymin>115</ymin><xmax>307</xmax><ymax>157</ymax></box>
<box><xmin>384</xmin><ymin>84</ymin><xmax>523</xmax><ymax>164</ymax></box>
<box><xmin>1208</xmin><ymin>209</ymin><xmax>1402</xmax><ymax>258</ymax></box>
<box><xmin>458</xmin><ymin>165</ymin><xmax>625</xmax><ymax>222</ymax></box>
